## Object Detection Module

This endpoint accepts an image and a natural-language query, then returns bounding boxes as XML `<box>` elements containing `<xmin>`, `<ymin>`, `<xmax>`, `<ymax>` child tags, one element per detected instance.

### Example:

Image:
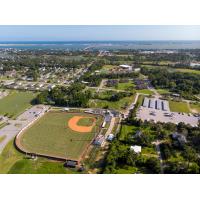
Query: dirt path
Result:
<box><xmin>68</xmin><ymin>116</ymin><xmax>96</xmax><ymax>133</ymax></box>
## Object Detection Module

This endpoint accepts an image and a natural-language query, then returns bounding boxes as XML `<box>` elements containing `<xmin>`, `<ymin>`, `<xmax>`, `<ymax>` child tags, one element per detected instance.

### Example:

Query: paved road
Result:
<box><xmin>0</xmin><ymin>105</ymin><xmax>49</xmax><ymax>153</ymax></box>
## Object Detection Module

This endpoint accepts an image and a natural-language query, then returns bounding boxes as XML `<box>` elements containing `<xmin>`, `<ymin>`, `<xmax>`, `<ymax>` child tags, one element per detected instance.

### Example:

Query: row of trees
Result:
<box><xmin>104</xmin><ymin>140</ymin><xmax>161</xmax><ymax>174</ymax></box>
<box><xmin>35</xmin><ymin>83</ymin><xmax>91</xmax><ymax>107</ymax></box>
<box><xmin>141</xmin><ymin>67</ymin><xmax>200</xmax><ymax>96</ymax></box>
<box><xmin>103</xmin><ymin>110</ymin><xmax>200</xmax><ymax>173</ymax></box>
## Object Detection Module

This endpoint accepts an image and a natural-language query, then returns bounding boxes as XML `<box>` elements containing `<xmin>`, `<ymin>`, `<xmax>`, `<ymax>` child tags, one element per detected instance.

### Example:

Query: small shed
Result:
<box><xmin>64</xmin><ymin>160</ymin><xmax>78</xmax><ymax>168</ymax></box>
<box><xmin>130</xmin><ymin>145</ymin><xmax>142</xmax><ymax>154</ymax></box>
<box><xmin>107</xmin><ymin>134</ymin><xmax>114</xmax><ymax>141</ymax></box>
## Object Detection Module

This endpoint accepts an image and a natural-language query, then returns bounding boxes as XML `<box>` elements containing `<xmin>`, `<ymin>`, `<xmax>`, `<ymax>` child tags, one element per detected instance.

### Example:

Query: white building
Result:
<box><xmin>107</xmin><ymin>134</ymin><xmax>114</xmax><ymax>141</ymax></box>
<box><xmin>130</xmin><ymin>145</ymin><xmax>142</xmax><ymax>154</ymax></box>
<box><xmin>133</xmin><ymin>68</ymin><xmax>141</xmax><ymax>72</ymax></box>
<box><xmin>119</xmin><ymin>64</ymin><xmax>132</xmax><ymax>71</ymax></box>
<box><xmin>190</xmin><ymin>62</ymin><xmax>200</xmax><ymax>67</ymax></box>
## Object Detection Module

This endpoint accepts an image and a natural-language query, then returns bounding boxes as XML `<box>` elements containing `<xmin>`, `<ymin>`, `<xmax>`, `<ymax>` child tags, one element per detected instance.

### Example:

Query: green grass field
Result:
<box><xmin>0</xmin><ymin>140</ymin><xmax>77</xmax><ymax>174</ymax></box>
<box><xmin>169</xmin><ymin>100</ymin><xmax>190</xmax><ymax>113</ymax></box>
<box><xmin>175</xmin><ymin>68</ymin><xmax>200</xmax><ymax>75</ymax></box>
<box><xmin>116</xmin><ymin>81</ymin><xmax>135</xmax><ymax>91</ymax></box>
<box><xmin>137</xmin><ymin>95</ymin><xmax>145</xmax><ymax>107</ymax></box>
<box><xmin>136</xmin><ymin>89</ymin><xmax>154</xmax><ymax>95</ymax></box>
<box><xmin>99</xmin><ymin>65</ymin><xmax>116</xmax><ymax>74</ymax></box>
<box><xmin>0</xmin><ymin>90</ymin><xmax>37</xmax><ymax>118</ymax></box>
<box><xmin>189</xmin><ymin>103</ymin><xmax>200</xmax><ymax>113</ymax></box>
<box><xmin>89</xmin><ymin>94</ymin><xmax>135</xmax><ymax>111</ymax></box>
<box><xmin>119</xmin><ymin>124</ymin><xmax>137</xmax><ymax>140</ymax></box>
<box><xmin>156</xmin><ymin>89</ymin><xmax>171</xmax><ymax>95</ymax></box>
<box><xmin>18</xmin><ymin>111</ymin><xmax>103</xmax><ymax>160</ymax></box>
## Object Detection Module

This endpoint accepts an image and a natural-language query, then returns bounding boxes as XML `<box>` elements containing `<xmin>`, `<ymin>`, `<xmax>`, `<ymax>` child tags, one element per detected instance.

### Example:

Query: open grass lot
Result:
<box><xmin>116</xmin><ymin>81</ymin><xmax>135</xmax><ymax>91</ymax></box>
<box><xmin>99</xmin><ymin>65</ymin><xmax>116</xmax><ymax>74</ymax></box>
<box><xmin>0</xmin><ymin>140</ymin><xmax>77</xmax><ymax>174</ymax></box>
<box><xmin>189</xmin><ymin>103</ymin><xmax>200</xmax><ymax>113</ymax></box>
<box><xmin>156</xmin><ymin>89</ymin><xmax>171</xmax><ymax>95</ymax></box>
<box><xmin>136</xmin><ymin>89</ymin><xmax>154</xmax><ymax>95</ymax></box>
<box><xmin>175</xmin><ymin>68</ymin><xmax>200</xmax><ymax>75</ymax></box>
<box><xmin>169</xmin><ymin>100</ymin><xmax>190</xmax><ymax>113</ymax></box>
<box><xmin>0</xmin><ymin>90</ymin><xmax>37</xmax><ymax>118</ymax></box>
<box><xmin>89</xmin><ymin>94</ymin><xmax>135</xmax><ymax>111</ymax></box>
<box><xmin>119</xmin><ymin>124</ymin><xmax>137</xmax><ymax>140</ymax></box>
<box><xmin>17</xmin><ymin>111</ymin><xmax>103</xmax><ymax>160</ymax></box>
<box><xmin>137</xmin><ymin>95</ymin><xmax>145</xmax><ymax>107</ymax></box>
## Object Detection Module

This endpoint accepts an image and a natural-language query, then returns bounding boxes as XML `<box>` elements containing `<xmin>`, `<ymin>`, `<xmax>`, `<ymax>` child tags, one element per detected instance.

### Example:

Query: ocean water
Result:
<box><xmin>0</xmin><ymin>41</ymin><xmax>200</xmax><ymax>50</ymax></box>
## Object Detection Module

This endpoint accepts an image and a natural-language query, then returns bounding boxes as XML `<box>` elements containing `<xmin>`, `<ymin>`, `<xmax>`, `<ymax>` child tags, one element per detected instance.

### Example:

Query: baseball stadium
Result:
<box><xmin>15</xmin><ymin>110</ymin><xmax>104</xmax><ymax>162</ymax></box>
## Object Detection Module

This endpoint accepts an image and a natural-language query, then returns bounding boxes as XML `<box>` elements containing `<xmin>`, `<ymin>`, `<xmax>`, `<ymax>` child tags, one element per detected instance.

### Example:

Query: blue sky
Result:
<box><xmin>0</xmin><ymin>25</ymin><xmax>200</xmax><ymax>41</ymax></box>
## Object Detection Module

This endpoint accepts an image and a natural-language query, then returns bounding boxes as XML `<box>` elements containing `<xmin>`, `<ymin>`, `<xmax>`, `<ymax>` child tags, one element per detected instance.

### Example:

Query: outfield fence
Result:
<box><xmin>15</xmin><ymin>109</ymin><xmax>105</xmax><ymax>164</ymax></box>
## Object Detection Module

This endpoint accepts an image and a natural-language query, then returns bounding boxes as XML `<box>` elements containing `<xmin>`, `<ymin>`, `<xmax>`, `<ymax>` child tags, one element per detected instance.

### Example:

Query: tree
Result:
<box><xmin>145</xmin><ymin>157</ymin><xmax>161</xmax><ymax>174</ymax></box>
<box><xmin>183</xmin><ymin>146</ymin><xmax>197</xmax><ymax>170</ymax></box>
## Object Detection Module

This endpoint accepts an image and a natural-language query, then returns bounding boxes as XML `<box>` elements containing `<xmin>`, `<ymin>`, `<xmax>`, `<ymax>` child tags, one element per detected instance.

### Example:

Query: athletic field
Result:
<box><xmin>0</xmin><ymin>90</ymin><xmax>37</xmax><ymax>118</ymax></box>
<box><xmin>16</xmin><ymin>111</ymin><xmax>103</xmax><ymax>161</ymax></box>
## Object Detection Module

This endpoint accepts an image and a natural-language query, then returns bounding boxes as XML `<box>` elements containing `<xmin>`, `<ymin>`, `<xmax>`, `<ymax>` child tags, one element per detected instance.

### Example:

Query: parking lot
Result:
<box><xmin>0</xmin><ymin>105</ymin><xmax>49</xmax><ymax>153</ymax></box>
<box><xmin>136</xmin><ymin>106</ymin><xmax>199</xmax><ymax>127</ymax></box>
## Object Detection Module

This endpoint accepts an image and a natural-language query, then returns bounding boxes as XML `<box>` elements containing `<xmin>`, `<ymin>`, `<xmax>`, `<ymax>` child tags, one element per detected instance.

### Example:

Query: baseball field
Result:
<box><xmin>16</xmin><ymin>111</ymin><xmax>103</xmax><ymax>161</ymax></box>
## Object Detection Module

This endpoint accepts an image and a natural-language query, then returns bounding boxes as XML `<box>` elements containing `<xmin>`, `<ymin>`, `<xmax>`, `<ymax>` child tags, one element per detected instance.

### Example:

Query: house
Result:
<box><xmin>133</xmin><ymin>68</ymin><xmax>141</xmax><ymax>72</ymax></box>
<box><xmin>130</xmin><ymin>145</ymin><xmax>142</xmax><ymax>154</ymax></box>
<box><xmin>107</xmin><ymin>134</ymin><xmax>114</xmax><ymax>141</ymax></box>
<box><xmin>171</xmin><ymin>93</ymin><xmax>180</xmax><ymax>97</ymax></box>
<box><xmin>63</xmin><ymin>107</ymin><xmax>69</xmax><ymax>112</ymax></box>
<box><xmin>119</xmin><ymin>64</ymin><xmax>132</xmax><ymax>71</ymax></box>
<box><xmin>190</xmin><ymin>62</ymin><xmax>200</xmax><ymax>67</ymax></box>
<box><xmin>171</xmin><ymin>132</ymin><xmax>187</xmax><ymax>144</ymax></box>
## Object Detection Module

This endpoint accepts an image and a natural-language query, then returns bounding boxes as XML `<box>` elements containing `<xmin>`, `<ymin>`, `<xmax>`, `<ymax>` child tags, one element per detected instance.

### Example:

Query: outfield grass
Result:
<box><xmin>169</xmin><ymin>100</ymin><xmax>190</xmax><ymax>113</ymax></box>
<box><xmin>8</xmin><ymin>159</ymin><xmax>79</xmax><ymax>174</ymax></box>
<box><xmin>18</xmin><ymin>111</ymin><xmax>103</xmax><ymax>160</ymax></box>
<box><xmin>89</xmin><ymin>94</ymin><xmax>135</xmax><ymax>111</ymax></box>
<box><xmin>0</xmin><ymin>140</ymin><xmax>77</xmax><ymax>174</ymax></box>
<box><xmin>0</xmin><ymin>90</ymin><xmax>37</xmax><ymax>118</ymax></box>
<box><xmin>136</xmin><ymin>89</ymin><xmax>154</xmax><ymax>95</ymax></box>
